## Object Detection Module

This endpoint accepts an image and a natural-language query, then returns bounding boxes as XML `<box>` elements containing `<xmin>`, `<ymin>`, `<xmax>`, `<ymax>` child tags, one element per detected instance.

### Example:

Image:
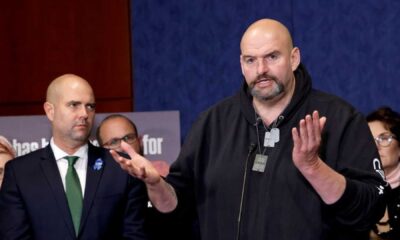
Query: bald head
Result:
<box><xmin>46</xmin><ymin>74</ymin><xmax>94</xmax><ymax>103</ymax></box>
<box><xmin>44</xmin><ymin>74</ymin><xmax>96</xmax><ymax>153</ymax></box>
<box><xmin>239</xmin><ymin>19</ymin><xmax>300</xmax><ymax>105</ymax></box>
<box><xmin>240</xmin><ymin>19</ymin><xmax>293</xmax><ymax>54</ymax></box>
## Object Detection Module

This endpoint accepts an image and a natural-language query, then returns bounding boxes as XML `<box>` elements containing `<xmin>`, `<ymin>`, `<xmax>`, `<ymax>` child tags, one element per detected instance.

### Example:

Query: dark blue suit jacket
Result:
<box><xmin>0</xmin><ymin>143</ymin><xmax>148</xmax><ymax>240</ymax></box>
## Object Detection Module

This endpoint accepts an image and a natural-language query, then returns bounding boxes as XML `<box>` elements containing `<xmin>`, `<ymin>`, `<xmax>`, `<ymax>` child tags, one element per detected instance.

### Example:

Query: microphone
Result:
<box><xmin>247</xmin><ymin>143</ymin><xmax>257</xmax><ymax>155</ymax></box>
<box><xmin>236</xmin><ymin>143</ymin><xmax>257</xmax><ymax>240</ymax></box>
<box><xmin>253</xmin><ymin>117</ymin><xmax>262</xmax><ymax>126</ymax></box>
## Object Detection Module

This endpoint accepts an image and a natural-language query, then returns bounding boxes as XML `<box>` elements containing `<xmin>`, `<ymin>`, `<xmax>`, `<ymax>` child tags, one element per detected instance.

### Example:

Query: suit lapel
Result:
<box><xmin>40</xmin><ymin>145</ymin><xmax>76</xmax><ymax>238</ymax></box>
<box><xmin>79</xmin><ymin>144</ymin><xmax>105</xmax><ymax>231</ymax></box>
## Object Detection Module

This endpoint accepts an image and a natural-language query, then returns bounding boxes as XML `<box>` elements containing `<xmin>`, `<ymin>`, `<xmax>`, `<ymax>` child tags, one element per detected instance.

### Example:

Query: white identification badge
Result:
<box><xmin>264</xmin><ymin>128</ymin><xmax>280</xmax><ymax>147</ymax></box>
<box><xmin>252</xmin><ymin>154</ymin><xmax>268</xmax><ymax>172</ymax></box>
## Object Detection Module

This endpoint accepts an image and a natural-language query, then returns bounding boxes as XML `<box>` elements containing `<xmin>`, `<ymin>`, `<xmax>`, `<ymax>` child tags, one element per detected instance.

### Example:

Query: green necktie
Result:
<box><xmin>64</xmin><ymin>156</ymin><xmax>83</xmax><ymax>236</ymax></box>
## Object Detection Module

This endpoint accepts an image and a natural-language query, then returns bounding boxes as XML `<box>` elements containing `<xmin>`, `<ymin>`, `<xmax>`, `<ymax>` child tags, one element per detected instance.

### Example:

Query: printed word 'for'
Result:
<box><xmin>12</xmin><ymin>135</ymin><xmax>164</xmax><ymax>157</ymax></box>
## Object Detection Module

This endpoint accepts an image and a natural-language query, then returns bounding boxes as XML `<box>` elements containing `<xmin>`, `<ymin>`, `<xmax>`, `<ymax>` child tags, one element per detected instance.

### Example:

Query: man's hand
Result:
<box><xmin>110</xmin><ymin>141</ymin><xmax>161</xmax><ymax>186</ymax></box>
<box><xmin>291</xmin><ymin>110</ymin><xmax>345</xmax><ymax>204</ymax></box>
<box><xmin>292</xmin><ymin>110</ymin><xmax>326</xmax><ymax>172</ymax></box>
<box><xmin>111</xmin><ymin>141</ymin><xmax>178</xmax><ymax>212</ymax></box>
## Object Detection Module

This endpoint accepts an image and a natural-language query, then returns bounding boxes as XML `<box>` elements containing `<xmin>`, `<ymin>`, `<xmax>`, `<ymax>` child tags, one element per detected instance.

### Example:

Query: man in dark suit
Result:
<box><xmin>96</xmin><ymin>114</ymin><xmax>199</xmax><ymax>240</ymax></box>
<box><xmin>0</xmin><ymin>74</ymin><xmax>148</xmax><ymax>240</ymax></box>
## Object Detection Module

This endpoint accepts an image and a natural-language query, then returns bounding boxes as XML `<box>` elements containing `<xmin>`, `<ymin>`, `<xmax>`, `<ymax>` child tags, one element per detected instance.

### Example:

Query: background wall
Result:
<box><xmin>131</xmin><ymin>0</ymin><xmax>400</xmax><ymax>141</ymax></box>
<box><xmin>0</xmin><ymin>0</ymin><xmax>133</xmax><ymax>115</ymax></box>
<box><xmin>1</xmin><ymin>1</ymin><xmax>399</xmax><ymax>143</ymax></box>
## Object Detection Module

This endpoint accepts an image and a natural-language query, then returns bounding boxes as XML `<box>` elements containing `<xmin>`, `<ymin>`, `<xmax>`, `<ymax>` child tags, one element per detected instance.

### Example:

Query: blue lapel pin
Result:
<box><xmin>93</xmin><ymin>158</ymin><xmax>103</xmax><ymax>171</ymax></box>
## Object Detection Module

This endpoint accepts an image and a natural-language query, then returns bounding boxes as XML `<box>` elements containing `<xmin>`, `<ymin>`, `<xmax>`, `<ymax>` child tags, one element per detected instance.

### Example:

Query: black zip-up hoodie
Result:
<box><xmin>167</xmin><ymin>63</ymin><xmax>387</xmax><ymax>240</ymax></box>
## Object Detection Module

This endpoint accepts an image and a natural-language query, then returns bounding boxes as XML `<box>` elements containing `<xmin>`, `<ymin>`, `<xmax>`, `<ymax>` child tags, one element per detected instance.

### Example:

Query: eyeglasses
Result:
<box><xmin>103</xmin><ymin>133</ymin><xmax>137</xmax><ymax>149</ymax></box>
<box><xmin>374</xmin><ymin>134</ymin><xmax>397</xmax><ymax>147</ymax></box>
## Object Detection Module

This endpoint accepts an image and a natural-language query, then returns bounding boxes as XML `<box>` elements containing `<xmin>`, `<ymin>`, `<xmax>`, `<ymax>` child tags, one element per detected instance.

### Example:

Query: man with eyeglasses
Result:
<box><xmin>96</xmin><ymin>114</ymin><xmax>170</xmax><ymax>177</ymax></box>
<box><xmin>96</xmin><ymin>113</ymin><xmax>198</xmax><ymax>240</ymax></box>
<box><xmin>97</xmin><ymin>114</ymin><xmax>143</xmax><ymax>155</ymax></box>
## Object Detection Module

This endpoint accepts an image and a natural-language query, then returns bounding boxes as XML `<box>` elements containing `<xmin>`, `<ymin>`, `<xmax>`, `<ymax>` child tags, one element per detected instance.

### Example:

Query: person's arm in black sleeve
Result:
<box><xmin>292</xmin><ymin>111</ymin><xmax>386</xmax><ymax>231</ymax></box>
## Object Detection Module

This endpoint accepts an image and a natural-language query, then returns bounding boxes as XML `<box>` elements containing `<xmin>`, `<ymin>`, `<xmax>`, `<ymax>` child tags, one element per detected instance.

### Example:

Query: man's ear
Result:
<box><xmin>240</xmin><ymin>55</ymin><xmax>245</xmax><ymax>76</ymax></box>
<box><xmin>43</xmin><ymin>102</ymin><xmax>55</xmax><ymax>122</ymax></box>
<box><xmin>290</xmin><ymin>47</ymin><xmax>301</xmax><ymax>71</ymax></box>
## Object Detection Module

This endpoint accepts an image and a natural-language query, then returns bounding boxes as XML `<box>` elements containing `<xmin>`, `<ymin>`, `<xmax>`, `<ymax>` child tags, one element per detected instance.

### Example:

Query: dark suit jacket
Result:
<box><xmin>0</xmin><ymin>143</ymin><xmax>148</xmax><ymax>240</ymax></box>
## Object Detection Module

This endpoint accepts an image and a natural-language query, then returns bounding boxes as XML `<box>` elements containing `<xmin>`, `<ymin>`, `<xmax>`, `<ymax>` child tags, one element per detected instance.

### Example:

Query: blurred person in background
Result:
<box><xmin>97</xmin><ymin>114</ymin><xmax>198</xmax><ymax>240</ymax></box>
<box><xmin>96</xmin><ymin>114</ymin><xmax>169</xmax><ymax>177</ymax></box>
<box><xmin>368</xmin><ymin>107</ymin><xmax>400</xmax><ymax>239</ymax></box>
<box><xmin>0</xmin><ymin>136</ymin><xmax>16</xmax><ymax>188</ymax></box>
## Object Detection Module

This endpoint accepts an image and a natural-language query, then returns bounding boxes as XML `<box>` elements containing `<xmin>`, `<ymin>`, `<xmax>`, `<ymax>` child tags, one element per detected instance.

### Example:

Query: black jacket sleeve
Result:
<box><xmin>322</xmin><ymin>110</ymin><xmax>387</xmax><ymax>231</ymax></box>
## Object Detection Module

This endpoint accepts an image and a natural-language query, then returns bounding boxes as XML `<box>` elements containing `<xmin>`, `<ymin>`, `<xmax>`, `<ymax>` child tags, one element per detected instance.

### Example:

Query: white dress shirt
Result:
<box><xmin>50</xmin><ymin>138</ymin><xmax>88</xmax><ymax>197</ymax></box>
